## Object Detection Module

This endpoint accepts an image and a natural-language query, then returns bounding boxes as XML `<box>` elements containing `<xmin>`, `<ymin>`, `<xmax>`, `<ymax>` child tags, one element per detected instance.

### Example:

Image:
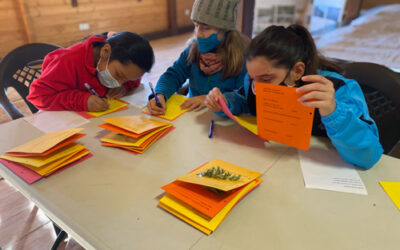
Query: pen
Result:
<box><xmin>208</xmin><ymin>119</ymin><xmax>214</xmax><ymax>138</ymax></box>
<box><xmin>149</xmin><ymin>82</ymin><xmax>162</xmax><ymax>108</ymax></box>
<box><xmin>84</xmin><ymin>82</ymin><xmax>107</xmax><ymax>104</ymax></box>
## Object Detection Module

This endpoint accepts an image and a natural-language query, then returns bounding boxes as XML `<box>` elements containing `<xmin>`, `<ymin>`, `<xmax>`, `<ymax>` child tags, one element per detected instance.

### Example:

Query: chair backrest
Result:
<box><xmin>342</xmin><ymin>62</ymin><xmax>400</xmax><ymax>154</ymax></box>
<box><xmin>0</xmin><ymin>43</ymin><xmax>62</xmax><ymax>120</ymax></box>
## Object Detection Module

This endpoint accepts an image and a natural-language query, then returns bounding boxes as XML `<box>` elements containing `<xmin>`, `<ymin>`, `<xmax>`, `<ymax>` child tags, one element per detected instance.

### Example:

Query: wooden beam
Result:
<box><xmin>242</xmin><ymin>0</ymin><xmax>255</xmax><ymax>38</ymax></box>
<box><xmin>17</xmin><ymin>0</ymin><xmax>32</xmax><ymax>43</ymax></box>
<box><xmin>168</xmin><ymin>0</ymin><xmax>178</xmax><ymax>35</ymax></box>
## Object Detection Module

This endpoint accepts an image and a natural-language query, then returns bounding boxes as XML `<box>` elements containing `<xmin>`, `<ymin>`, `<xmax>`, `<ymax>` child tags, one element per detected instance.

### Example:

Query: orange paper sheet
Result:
<box><xmin>162</xmin><ymin>180</ymin><xmax>244</xmax><ymax>219</ymax></box>
<box><xmin>255</xmin><ymin>82</ymin><xmax>315</xmax><ymax>150</ymax></box>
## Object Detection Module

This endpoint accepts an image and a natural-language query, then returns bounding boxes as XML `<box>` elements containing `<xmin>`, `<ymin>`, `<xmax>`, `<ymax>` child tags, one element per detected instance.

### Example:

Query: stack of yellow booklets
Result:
<box><xmin>143</xmin><ymin>94</ymin><xmax>188</xmax><ymax>121</ymax></box>
<box><xmin>0</xmin><ymin>128</ymin><xmax>91</xmax><ymax>184</ymax></box>
<box><xmin>99</xmin><ymin>116</ymin><xmax>174</xmax><ymax>154</ymax></box>
<box><xmin>159</xmin><ymin>158</ymin><xmax>262</xmax><ymax>235</ymax></box>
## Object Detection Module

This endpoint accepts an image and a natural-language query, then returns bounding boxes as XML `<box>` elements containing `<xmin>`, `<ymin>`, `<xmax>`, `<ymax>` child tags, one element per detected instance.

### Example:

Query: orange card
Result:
<box><xmin>162</xmin><ymin>180</ymin><xmax>244</xmax><ymax>219</ymax></box>
<box><xmin>255</xmin><ymin>82</ymin><xmax>314</xmax><ymax>150</ymax></box>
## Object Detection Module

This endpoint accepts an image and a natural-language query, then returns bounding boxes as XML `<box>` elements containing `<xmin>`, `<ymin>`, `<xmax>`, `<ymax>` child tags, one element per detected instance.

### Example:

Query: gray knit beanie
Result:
<box><xmin>190</xmin><ymin>0</ymin><xmax>241</xmax><ymax>30</ymax></box>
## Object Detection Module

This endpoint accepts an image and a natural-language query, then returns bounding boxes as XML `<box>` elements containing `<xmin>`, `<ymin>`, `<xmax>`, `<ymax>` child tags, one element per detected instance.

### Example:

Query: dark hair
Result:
<box><xmin>105</xmin><ymin>31</ymin><xmax>155</xmax><ymax>72</ymax></box>
<box><xmin>247</xmin><ymin>25</ymin><xmax>341</xmax><ymax>83</ymax></box>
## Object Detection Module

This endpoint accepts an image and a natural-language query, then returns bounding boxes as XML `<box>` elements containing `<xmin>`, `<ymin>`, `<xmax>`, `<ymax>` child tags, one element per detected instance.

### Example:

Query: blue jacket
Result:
<box><xmin>221</xmin><ymin>70</ymin><xmax>383</xmax><ymax>169</ymax></box>
<box><xmin>155</xmin><ymin>46</ymin><xmax>247</xmax><ymax>100</ymax></box>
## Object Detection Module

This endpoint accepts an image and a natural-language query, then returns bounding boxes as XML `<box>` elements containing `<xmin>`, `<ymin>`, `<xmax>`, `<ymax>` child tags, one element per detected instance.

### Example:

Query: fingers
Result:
<box><xmin>301</xmin><ymin>75</ymin><xmax>333</xmax><ymax>85</ymax></box>
<box><xmin>147</xmin><ymin>99</ymin><xmax>165</xmax><ymax>115</ymax></box>
<box><xmin>87</xmin><ymin>95</ymin><xmax>109</xmax><ymax>112</ymax></box>
<box><xmin>298</xmin><ymin>90</ymin><xmax>331</xmax><ymax>103</ymax></box>
<box><xmin>205</xmin><ymin>87</ymin><xmax>224</xmax><ymax>112</ymax></box>
<box><xmin>180</xmin><ymin>99</ymin><xmax>191</xmax><ymax>110</ymax></box>
<box><xmin>205</xmin><ymin>94</ymin><xmax>221</xmax><ymax>112</ymax></box>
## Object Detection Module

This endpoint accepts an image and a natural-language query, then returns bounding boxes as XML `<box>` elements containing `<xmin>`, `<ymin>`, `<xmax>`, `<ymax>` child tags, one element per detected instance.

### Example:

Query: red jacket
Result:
<box><xmin>27</xmin><ymin>36</ymin><xmax>140</xmax><ymax>111</ymax></box>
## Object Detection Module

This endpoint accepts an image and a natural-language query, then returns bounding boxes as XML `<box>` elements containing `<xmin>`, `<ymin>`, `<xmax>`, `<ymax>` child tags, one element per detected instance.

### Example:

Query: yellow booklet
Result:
<box><xmin>24</xmin><ymin>148</ymin><xmax>90</xmax><ymax>176</ymax></box>
<box><xmin>86</xmin><ymin>99</ymin><xmax>128</xmax><ymax>117</ymax></box>
<box><xmin>380</xmin><ymin>182</ymin><xmax>400</xmax><ymax>210</ymax></box>
<box><xmin>143</xmin><ymin>94</ymin><xmax>188</xmax><ymax>121</ymax></box>
<box><xmin>0</xmin><ymin>143</ymin><xmax>85</xmax><ymax>168</ymax></box>
<box><xmin>5</xmin><ymin>128</ymin><xmax>83</xmax><ymax>154</ymax></box>
<box><xmin>101</xmin><ymin>124</ymin><xmax>172</xmax><ymax>147</ymax></box>
<box><xmin>102</xmin><ymin>116</ymin><xmax>170</xmax><ymax>135</ymax></box>
<box><xmin>159</xmin><ymin>179</ymin><xmax>262</xmax><ymax>234</ymax></box>
<box><xmin>176</xmin><ymin>158</ymin><xmax>262</xmax><ymax>192</ymax></box>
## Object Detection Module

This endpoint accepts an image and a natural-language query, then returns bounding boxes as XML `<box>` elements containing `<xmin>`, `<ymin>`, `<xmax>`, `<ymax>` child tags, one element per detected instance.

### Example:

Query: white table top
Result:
<box><xmin>0</xmin><ymin>106</ymin><xmax>399</xmax><ymax>250</ymax></box>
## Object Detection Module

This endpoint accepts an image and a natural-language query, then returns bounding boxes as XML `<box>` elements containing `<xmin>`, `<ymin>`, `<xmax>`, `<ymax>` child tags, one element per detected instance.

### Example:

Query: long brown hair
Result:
<box><xmin>188</xmin><ymin>30</ymin><xmax>248</xmax><ymax>80</ymax></box>
<box><xmin>247</xmin><ymin>25</ymin><xmax>342</xmax><ymax>84</ymax></box>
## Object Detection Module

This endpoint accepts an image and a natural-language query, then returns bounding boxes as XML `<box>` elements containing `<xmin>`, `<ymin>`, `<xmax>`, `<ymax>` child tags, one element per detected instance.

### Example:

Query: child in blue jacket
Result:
<box><xmin>147</xmin><ymin>0</ymin><xmax>247</xmax><ymax>115</ymax></box>
<box><xmin>205</xmin><ymin>25</ymin><xmax>383</xmax><ymax>169</ymax></box>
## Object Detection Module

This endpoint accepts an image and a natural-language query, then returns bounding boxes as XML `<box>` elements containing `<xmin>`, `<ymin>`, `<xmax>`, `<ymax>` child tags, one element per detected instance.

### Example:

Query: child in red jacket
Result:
<box><xmin>27</xmin><ymin>31</ymin><xmax>155</xmax><ymax>112</ymax></box>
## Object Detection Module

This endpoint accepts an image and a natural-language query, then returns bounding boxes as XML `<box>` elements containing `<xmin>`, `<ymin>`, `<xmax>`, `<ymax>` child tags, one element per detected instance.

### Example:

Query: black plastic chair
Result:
<box><xmin>0</xmin><ymin>43</ymin><xmax>62</xmax><ymax>120</ymax></box>
<box><xmin>342</xmin><ymin>62</ymin><xmax>400</xmax><ymax>155</ymax></box>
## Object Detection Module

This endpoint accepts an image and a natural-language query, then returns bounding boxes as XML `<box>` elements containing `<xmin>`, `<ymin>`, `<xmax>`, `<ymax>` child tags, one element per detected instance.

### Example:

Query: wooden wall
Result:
<box><xmin>176</xmin><ymin>0</ymin><xmax>194</xmax><ymax>28</ymax></box>
<box><xmin>362</xmin><ymin>0</ymin><xmax>400</xmax><ymax>10</ymax></box>
<box><xmin>24</xmin><ymin>0</ymin><xmax>169</xmax><ymax>47</ymax></box>
<box><xmin>0</xmin><ymin>0</ymin><xmax>177</xmax><ymax>57</ymax></box>
<box><xmin>0</xmin><ymin>0</ymin><xmax>27</xmax><ymax>57</ymax></box>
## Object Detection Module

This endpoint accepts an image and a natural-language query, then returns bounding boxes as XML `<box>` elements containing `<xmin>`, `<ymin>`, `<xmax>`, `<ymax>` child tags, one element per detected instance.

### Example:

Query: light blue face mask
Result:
<box><xmin>197</xmin><ymin>32</ymin><xmax>224</xmax><ymax>53</ymax></box>
<box><xmin>96</xmin><ymin>54</ymin><xmax>120</xmax><ymax>88</ymax></box>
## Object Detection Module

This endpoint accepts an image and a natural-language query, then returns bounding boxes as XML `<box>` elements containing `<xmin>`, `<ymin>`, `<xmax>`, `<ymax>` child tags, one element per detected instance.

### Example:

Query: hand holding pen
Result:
<box><xmin>147</xmin><ymin>82</ymin><xmax>166</xmax><ymax>115</ymax></box>
<box><xmin>85</xmin><ymin>83</ymin><xmax>109</xmax><ymax>112</ymax></box>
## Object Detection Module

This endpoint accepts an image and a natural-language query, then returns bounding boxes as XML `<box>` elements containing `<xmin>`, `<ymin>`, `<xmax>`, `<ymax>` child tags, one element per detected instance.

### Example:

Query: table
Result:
<box><xmin>0</xmin><ymin>107</ymin><xmax>399</xmax><ymax>250</ymax></box>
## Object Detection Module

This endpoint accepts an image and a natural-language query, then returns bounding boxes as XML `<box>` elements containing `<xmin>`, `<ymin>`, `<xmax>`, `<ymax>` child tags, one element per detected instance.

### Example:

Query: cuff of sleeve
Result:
<box><xmin>321</xmin><ymin>102</ymin><xmax>348</xmax><ymax>132</ymax></box>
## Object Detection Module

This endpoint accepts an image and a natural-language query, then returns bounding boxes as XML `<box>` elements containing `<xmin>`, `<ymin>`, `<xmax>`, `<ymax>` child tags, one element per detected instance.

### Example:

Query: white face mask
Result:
<box><xmin>96</xmin><ymin>54</ymin><xmax>120</xmax><ymax>88</ymax></box>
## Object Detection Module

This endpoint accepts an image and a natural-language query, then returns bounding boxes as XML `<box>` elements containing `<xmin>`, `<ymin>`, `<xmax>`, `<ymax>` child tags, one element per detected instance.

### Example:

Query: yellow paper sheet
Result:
<box><xmin>102</xmin><ymin>116</ymin><xmax>170</xmax><ymax>134</ymax></box>
<box><xmin>176</xmin><ymin>159</ymin><xmax>261</xmax><ymax>192</ymax></box>
<box><xmin>0</xmin><ymin>143</ymin><xmax>85</xmax><ymax>168</ymax></box>
<box><xmin>86</xmin><ymin>99</ymin><xmax>128</xmax><ymax>117</ymax></box>
<box><xmin>100</xmin><ymin>124</ymin><xmax>171</xmax><ymax>147</ymax></box>
<box><xmin>159</xmin><ymin>179</ymin><xmax>262</xmax><ymax>233</ymax></box>
<box><xmin>6</xmin><ymin>128</ymin><xmax>83</xmax><ymax>154</ymax></box>
<box><xmin>144</xmin><ymin>94</ymin><xmax>188</xmax><ymax>121</ymax></box>
<box><xmin>158</xmin><ymin>202</ymin><xmax>212</xmax><ymax>235</ymax></box>
<box><xmin>25</xmin><ymin>148</ymin><xmax>90</xmax><ymax>176</ymax></box>
<box><xmin>380</xmin><ymin>182</ymin><xmax>400</xmax><ymax>210</ymax></box>
<box><xmin>234</xmin><ymin>114</ymin><xmax>258</xmax><ymax>135</ymax></box>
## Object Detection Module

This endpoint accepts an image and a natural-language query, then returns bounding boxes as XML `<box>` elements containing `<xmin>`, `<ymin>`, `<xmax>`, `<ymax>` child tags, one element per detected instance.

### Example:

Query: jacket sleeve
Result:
<box><xmin>214</xmin><ymin>73</ymin><xmax>251</xmax><ymax>117</ymax></box>
<box><xmin>321</xmin><ymin>78</ymin><xmax>383</xmax><ymax>169</ymax></box>
<box><xmin>155</xmin><ymin>47</ymin><xmax>191</xmax><ymax>100</ymax></box>
<box><xmin>27</xmin><ymin>58</ymin><xmax>91</xmax><ymax>111</ymax></box>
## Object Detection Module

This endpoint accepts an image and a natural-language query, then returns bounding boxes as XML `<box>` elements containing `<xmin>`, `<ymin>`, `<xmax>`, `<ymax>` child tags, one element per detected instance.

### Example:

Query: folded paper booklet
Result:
<box><xmin>77</xmin><ymin>99</ymin><xmax>129</xmax><ymax>118</ymax></box>
<box><xmin>219</xmin><ymin>83</ymin><xmax>315</xmax><ymax>150</ymax></box>
<box><xmin>143</xmin><ymin>94</ymin><xmax>188</xmax><ymax>121</ymax></box>
<box><xmin>99</xmin><ymin>115</ymin><xmax>174</xmax><ymax>154</ymax></box>
<box><xmin>159</xmin><ymin>159</ymin><xmax>262</xmax><ymax>235</ymax></box>
<box><xmin>0</xmin><ymin>128</ymin><xmax>91</xmax><ymax>184</ymax></box>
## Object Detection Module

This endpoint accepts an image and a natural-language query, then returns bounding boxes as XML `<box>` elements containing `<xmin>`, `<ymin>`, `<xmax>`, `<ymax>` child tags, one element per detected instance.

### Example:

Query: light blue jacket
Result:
<box><xmin>155</xmin><ymin>46</ymin><xmax>247</xmax><ymax>100</ymax></box>
<box><xmin>221</xmin><ymin>70</ymin><xmax>383</xmax><ymax>169</ymax></box>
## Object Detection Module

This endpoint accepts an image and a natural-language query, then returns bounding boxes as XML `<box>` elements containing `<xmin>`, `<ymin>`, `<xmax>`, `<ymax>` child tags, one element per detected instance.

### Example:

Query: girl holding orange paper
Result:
<box><xmin>205</xmin><ymin>25</ymin><xmax>383</xmax><ymax>169</ymax></box>
<box><xmin>147</xmin><ymin>0</ymin><xmax>248</xmax><ymax>115</ymax></box>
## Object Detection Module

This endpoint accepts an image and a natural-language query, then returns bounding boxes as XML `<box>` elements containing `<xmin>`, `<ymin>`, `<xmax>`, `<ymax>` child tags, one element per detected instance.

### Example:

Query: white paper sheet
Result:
<box><xmin>298</xmin><ymin>148</ymin><xmax>367</xmax><ymax>195</ymax></box>
<box><xmin>121</xmin><ymin>83</ymin><xmax>152</xmax><ymax>109</ymax></box>
<box><xmin>23</xmin><ymin>111</ymin><xmax>89</xmax><ymax>133</ymax></box>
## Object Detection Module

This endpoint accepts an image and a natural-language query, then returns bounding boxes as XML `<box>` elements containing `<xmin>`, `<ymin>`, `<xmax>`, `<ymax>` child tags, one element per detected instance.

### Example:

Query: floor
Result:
<box><xmin>0</xmin><ymin>32</ymin><xmax>192</xmax><ymax>250</ymax></box>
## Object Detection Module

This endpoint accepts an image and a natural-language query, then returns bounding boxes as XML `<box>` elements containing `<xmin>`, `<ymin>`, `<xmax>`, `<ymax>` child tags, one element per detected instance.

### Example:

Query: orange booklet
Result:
<box><xmin>255</xmin><ymin>82</ymin><xmax>315</xmax><ymax>150</ymax></box>
<box><xmin>162</xmin><ymin>180</ymin><xmax>244</xmax><ymax>219</ymax></box>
